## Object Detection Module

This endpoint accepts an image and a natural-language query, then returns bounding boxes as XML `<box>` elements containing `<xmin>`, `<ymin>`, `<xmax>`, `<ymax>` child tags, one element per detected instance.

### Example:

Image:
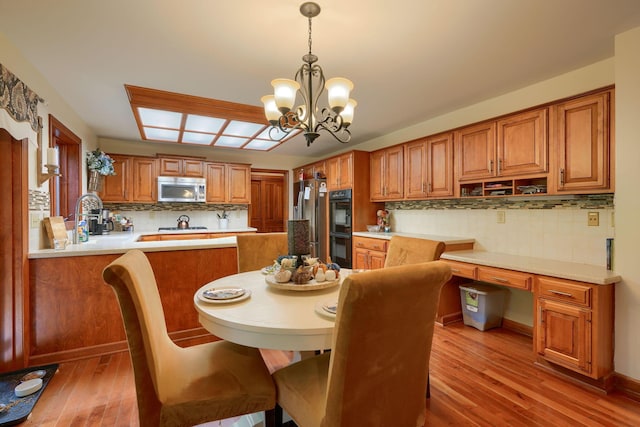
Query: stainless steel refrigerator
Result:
<box><xmin>293</xmin><ymin>178</ymin><xmax>328</xmax><ymax>260</ymax></box>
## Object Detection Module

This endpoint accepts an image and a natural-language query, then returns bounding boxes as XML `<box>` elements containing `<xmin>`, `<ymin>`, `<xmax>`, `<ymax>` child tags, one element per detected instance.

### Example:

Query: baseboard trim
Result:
<box><xmin>614</xmin><ymin>372</ymin><xmax>640</xmax><ymax>402</ymax></box>
<box><xmin>502</xmin><ymin>318</ymin><xmax>533</xmax><ymax>337</ymax></box>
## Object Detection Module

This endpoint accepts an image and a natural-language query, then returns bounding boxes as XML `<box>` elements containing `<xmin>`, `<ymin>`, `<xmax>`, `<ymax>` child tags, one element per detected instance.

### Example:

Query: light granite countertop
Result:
<box><xmin>441</xmin><ymin>250</ymin><xmax>621</xmax><ymax>285</ymax></box>
<box><xmin>352</xmin><ymin>231</ymin><xmax>475</xmax><ymax>246</ymax></box>
<box><xmin>28</xmin><ymin>228</ymin><xmax>256</xmax><ymax>259</ymax></box>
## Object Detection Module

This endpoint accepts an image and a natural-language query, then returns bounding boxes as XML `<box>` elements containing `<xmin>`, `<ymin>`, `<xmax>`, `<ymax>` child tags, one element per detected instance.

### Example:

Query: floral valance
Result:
<box><xmin>0</xmin><ymin>63</ymin><xmax>44</xmax><ymax>132</ymax></box>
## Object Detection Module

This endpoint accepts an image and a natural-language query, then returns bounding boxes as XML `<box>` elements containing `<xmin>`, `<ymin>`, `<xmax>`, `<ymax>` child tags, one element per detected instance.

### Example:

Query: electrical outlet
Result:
<box><xmin>496</xmin><ymin>210</ymin><xmax>506</xmax><ymax>224</ymax></box>
<box><xmin>30</xmin><ymin>212</ymin><xmax>42</xmax><ymax>228</ymax></box>
<box><xmin>611</xmin><ymin>211</ymin><xmax>615</xmax><ymax>228</ymax></box>
<box><xmin>588</xmin><ymin>211</ymin><xmax>599</xmax><ymax>226</ymax></box>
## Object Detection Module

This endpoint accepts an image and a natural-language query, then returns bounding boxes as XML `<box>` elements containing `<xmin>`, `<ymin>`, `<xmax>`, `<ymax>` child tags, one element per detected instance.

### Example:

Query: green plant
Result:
<box><xmin>86</xmin><ymin>149</ymin><xmax>116</xmax><ymax>176</ymax></box>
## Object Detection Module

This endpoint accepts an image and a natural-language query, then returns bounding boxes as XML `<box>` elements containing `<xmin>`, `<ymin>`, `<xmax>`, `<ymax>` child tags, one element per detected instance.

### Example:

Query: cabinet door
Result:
<box><xmin>427</xmin><ymin>132</ymin><xmax>454</xmax><ymax>197</ymax></box>
<box><xmin>354</xmin><ymin>247</ymin><xmax>370</xmax><ymax>270</ymax></box>
<box><xmin>227</xmin><ymin>164</ymin><xmax>251</xmax><ymax>204</ymax></box>
<box><xmin>325</xmin><ymin>157</ymin><xmax>340</xmax><ymax>190</ymax></box>
<box><xmin>159</xmin><ymin>158</ymin><xmax>182</xmax><ymax>176</ymax></box>
<box><xmin>183</xmin><ymin>160</ymin><xmax>204</xmax><ymax>177</ymax></box>
<box><xmin>384</xmin><ymin>146</ymin><xmax>404</xmax><ymax>199</ymax></box>
<box><xmin>132</xmin><ymin>158</ymin><xmax>157</xmax><ymax>202</ymax></box>
<box><xmin>404</xmin><ymin>139</ymin><xmax>427</xmax><ymax>199</ymax></box>
<box><xmin>497</xmin><ymin>108</ymin><xmax>548</xmax><ymax>176</ymax></box>
<box><xmin>369</xmin><ymin>251</ymin><xmax>387</xmax><ymax>269</ymax></box>
<box><xmin>456</xmin><ymin>121</ymin><xmax>496</xmax><ymax>181</ymax></box>
<box><xmin>338</xmin><ymin>153</ymin><xmax>353</xmax><ymax>189</ymax></box>
<box><xmin>100</xmin><ymin>155</ymin><xmax>131</xmax><ymax>202</ymax></box>
<box><xmin>537</xmin><ymin>298</ymin><xmax>591</xmax><ymax>374</ymax></box>
<box><xmin>370</xmin><ymin>150</ymin><xmax>386</xmax><ymax>200</ymax></box>
<box><xmin>205</xmin><ymin>163</ymin><xmax>226</xmax><ymax>203</ymax></box>
<box><xmin>554</xmin><ymin>91</ymin><xmax>610</xmax><ymax>192</ymax></box>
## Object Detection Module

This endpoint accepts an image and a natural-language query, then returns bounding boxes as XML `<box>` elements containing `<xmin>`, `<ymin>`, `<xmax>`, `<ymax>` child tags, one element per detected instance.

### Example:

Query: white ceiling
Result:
<box><xmin>1</xmin><ymin>0</ymin><xmax>640</xmax><ymax>160</ymax></box>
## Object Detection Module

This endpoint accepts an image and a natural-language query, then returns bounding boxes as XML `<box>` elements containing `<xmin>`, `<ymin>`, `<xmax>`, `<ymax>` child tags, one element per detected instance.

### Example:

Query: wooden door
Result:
<box><xmin>183</xmin><ymin>160</ymin><xmax>204</xmax><ymax>177</ymax></box>
<box><xmin>325</xmin><ymin>156</ymin><xmax>340</xmax><ymax>190</ymax></box>
<box><xmin>369</xmin><ymin>150</ymin><xmax>385</xmax><ymax>200</ymax></box>
<box><xmin>132</xmin><ymin>157</ymin><xmax>157</xmax><ymax>202</ymax></box>
<box><xmin>0</xmin><ymin>129</ymin><xmax>28</xmax><ymax>372</ymax></box>
<box><xmin>250</xmin><ymin>170</ymin><xmax>287</xmax><ymax>232</ymax></box>
<box><xmin>456</xmin><ymin>121</ymin><xmax>496</xmax><ymax>181</ymax></box>
<box><xmin>497</xmin><ymin>108</ymin><xmax>548</xmax><ymax>176</ymax></box>
<box><xmin>100</xmin><ymin>154</ymin><xmax>131</xmax><ymax>202</ymax></box>
<box><xmin>427</xmin><ymin>132</ymin><xmax>454</xmax><ymax>197</ymax></box>
<box><xmin>554</xmin><ymin>92</ymin><xmax>610</xmax><ymax>192</ymax></box>
<box><xmin>383</xmin><ymin>145</ymin><xmax>404</xmax><ymax>199</ymax></box>
<box><xmin>338</xmin><ymin>153</ymin><xmax>353</xmax><ymax>188</ymax></box>
<box><xmin>159</xmin><ymin>158</ymin><xmax>182</xmax><ymax>176</ymax></box>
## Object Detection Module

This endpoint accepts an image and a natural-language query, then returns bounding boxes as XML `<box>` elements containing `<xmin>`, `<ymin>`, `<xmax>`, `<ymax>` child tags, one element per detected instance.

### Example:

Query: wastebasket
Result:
<box><xmin>459</xmin><ymin>283</ymin><xmax>506</xmax><ymax>331</ymax></box>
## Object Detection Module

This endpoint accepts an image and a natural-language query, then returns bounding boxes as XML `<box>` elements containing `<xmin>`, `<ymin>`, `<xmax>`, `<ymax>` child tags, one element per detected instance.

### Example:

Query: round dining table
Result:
<box><xmin>194</xmin><ymin>269</ymin><xmax>348</xmax><ymax>351</ymax></box>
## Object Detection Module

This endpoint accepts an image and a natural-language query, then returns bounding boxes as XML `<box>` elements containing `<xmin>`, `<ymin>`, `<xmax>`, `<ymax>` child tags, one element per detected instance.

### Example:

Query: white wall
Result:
<box><xmin>613</xmin><ymin>26</ymin><xmax>640</xmax><ymax>381</ymax></box>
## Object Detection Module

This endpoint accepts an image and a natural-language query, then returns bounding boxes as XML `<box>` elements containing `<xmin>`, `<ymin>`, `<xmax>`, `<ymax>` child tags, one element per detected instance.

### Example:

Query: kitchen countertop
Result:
<box><xmin>441</xmin><ymin>250</ymin><xmax>621</xmax><ymax>285</ymax></box>
<box><xmin>28</xmin><ymin>228</ymin><xmax>257</xmax><ymax>259</ymax></box>
<box><xmin>352</xmin><ymin>231</ymin><xmax>475</xmax><ymax>246</ymax></box>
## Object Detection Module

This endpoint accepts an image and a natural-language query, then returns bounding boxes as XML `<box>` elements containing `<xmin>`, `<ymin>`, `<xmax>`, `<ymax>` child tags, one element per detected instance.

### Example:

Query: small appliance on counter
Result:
<box><xmin>89</xmin><ymin>208</ymin><xmax>114</xmax><ymax>235</ymax></box>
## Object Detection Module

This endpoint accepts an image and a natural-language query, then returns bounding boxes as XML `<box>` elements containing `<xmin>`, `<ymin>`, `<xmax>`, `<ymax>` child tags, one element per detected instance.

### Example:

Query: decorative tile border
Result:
<box><xmin>29</xmin><ymin>189</ymin><xmax>50</xmax><ymax>211</ymax></box>
<box><xmin>386</xmin><ymin>194</ymin><xmax>614</xmax><ymax>210</ymax></box>
<box><xmin>102</xmin><ymin>202</ymin><xmax>248</xmax><ymax>212</ymax></box>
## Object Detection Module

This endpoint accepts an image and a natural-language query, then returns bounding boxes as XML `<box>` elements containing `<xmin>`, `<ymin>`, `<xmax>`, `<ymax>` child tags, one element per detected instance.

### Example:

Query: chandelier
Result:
<box><xmin>261</xmin><ymin>2</ymin><xmax>357</xmax><ymax>147</ymax></box>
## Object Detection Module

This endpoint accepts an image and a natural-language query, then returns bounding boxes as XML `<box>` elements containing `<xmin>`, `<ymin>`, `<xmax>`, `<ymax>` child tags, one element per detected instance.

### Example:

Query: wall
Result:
<box><xmin>613</xmin><ymin>26</ymin><xmax>640</xmax><ymax>381</ymax></box>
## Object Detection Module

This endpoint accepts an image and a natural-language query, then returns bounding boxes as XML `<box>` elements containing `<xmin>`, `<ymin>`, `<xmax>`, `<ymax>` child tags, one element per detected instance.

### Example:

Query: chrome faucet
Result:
<box><xmin>73</xmin><ymin>193</ymin><xmax>103</xmax><ymax>243</ymax></box>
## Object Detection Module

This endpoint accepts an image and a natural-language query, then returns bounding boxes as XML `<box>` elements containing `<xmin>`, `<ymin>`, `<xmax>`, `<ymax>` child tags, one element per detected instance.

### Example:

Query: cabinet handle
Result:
<box><xmin>450</xmin><ymin>268</ymin><xmax>460</xmax><ymax>273</ymax></box>
<box><xmin>498</xmin><ymin>158</ymin><xmax>502</xmax><ymax>175</ymax></box>
<box><xmin>560</xmin><ymin>168</ymin><xmax>565</xmax><ymax>185</ymax></box>
<box><xmin>428</xmin><ymin>182</ymin><xmax>432</xmax><ymax>192</ymax></box>
<box><xmin>491</xmin><ymin>277</ymin><xmax>509</xmax><ymax>283</ymax></box>
<box><xmin>488</xmin><ymin>159</ymin><xmax>493</xmax><ymax>173</ymax></box>
<box><xmin>421</xmin><ymin>182</ymin><xmax>425</xmax><ymax>193</ymax></box>
<box><xmin>549</xmin><ymin>290</ymin><xmax>573</xmax><ymax>297</ymax></box>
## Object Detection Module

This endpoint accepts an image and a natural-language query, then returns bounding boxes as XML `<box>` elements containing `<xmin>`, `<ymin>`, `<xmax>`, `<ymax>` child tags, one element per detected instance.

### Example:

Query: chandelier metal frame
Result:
<box><xmin>262</xmin><ymin>2</ymin><xmax>356</xmax><ymax>147</ymax></box>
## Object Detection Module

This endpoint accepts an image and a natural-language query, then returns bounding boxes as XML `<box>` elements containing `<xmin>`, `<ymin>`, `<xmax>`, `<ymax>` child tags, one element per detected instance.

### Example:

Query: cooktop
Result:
<box><xmin>157</xmin><ymin>226</ymin><xmax>208</xmax><ymax>231</ymax></box>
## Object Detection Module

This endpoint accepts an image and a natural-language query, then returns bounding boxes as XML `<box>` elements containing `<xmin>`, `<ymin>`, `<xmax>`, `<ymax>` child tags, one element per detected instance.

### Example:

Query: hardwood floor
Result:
<box><xmin>21</xmin><ymin>323</ymin><xmax>640</xmax><ymax>426</ymax></box>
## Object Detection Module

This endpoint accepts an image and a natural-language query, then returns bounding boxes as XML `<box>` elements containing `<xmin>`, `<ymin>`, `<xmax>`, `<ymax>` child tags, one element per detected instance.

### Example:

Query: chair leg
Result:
<box><xmin>265</xmin><ymin>404</ymin><xmax>284</xmax><ymax>427</ymax></box>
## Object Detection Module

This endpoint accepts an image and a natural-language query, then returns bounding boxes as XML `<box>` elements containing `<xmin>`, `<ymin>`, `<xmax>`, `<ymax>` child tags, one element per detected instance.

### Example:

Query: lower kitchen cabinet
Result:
<box><xmin>534</xmin><ymin>275</ymin><xmax>614</xmax><ymax>382</ymax></box>
<box><xmin>353</xmin><ymin>236</ymin><xmax>387</xmax><ymax>270</ymax></box>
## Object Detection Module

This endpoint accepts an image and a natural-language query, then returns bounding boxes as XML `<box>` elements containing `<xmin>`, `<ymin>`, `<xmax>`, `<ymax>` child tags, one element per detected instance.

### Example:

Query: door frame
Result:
<box><xmin>249</xmin><ymin>169</ymin><xmax>289</xmax><ymax>232</ymax></box>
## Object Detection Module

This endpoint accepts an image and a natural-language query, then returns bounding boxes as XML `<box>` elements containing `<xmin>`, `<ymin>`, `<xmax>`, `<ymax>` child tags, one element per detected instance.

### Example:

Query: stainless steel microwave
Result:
<box><xmin>157</xmin><ymin>176</ymin><xmax>206</xmax><ymax>202</ymax></box>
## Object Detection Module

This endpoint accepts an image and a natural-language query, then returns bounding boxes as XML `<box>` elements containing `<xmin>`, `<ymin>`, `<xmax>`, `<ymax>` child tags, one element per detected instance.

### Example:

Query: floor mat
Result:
<box><xmin>0</xmin><ymin>364</ymin><xmax>58</xmax><ymax>426</ymax></box>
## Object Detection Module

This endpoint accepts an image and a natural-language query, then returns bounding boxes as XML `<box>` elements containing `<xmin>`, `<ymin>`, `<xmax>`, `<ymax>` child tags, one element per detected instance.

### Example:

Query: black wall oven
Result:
<box><xmin>329</xmin><ymin>189</ymin><xmax>352</xmax><ymax>268</ymax></box>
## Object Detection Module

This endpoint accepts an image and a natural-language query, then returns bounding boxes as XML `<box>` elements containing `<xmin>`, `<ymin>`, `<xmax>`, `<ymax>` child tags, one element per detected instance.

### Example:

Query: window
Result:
<box><xmin>49</xmin><ymin>115</ymin><xmax>81</xmax><ymax>223</ymax></box>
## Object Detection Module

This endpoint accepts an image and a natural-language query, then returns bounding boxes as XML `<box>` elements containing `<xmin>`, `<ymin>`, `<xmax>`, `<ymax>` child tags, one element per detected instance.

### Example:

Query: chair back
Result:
<box><xmin>323</xmin><ymin>261</ymin><xmax>452</xmax><ymax>427</ymax></box>
<box><xmin>384</xmin><ymin>235</ymin><xmax>445</xmax><ymax>268</ymax></box>
<box><xmin>236</xmin><ymin>232</ymin><xmax>288</xmax><ymax>272</ymax></box>
<box><xmin>102</xmin><ymin>249</ymin><xmax>177</xmax><ymax>424</ymax></box>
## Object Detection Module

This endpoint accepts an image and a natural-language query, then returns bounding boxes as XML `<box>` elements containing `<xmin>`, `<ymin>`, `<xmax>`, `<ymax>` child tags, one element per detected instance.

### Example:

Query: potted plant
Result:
<box><xmin>217</xmin><ymin>210</ymin><xmax>229</xmax><ymax>229</ymax></box>
<box><xmin>86</xmin><ymin>149</ymin><xmax>116</xmax><ymax>192</ymax></box>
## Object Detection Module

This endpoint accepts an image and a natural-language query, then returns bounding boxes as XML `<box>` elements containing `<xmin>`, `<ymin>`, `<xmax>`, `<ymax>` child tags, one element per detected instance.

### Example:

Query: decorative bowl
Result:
<box><xmin>367</xmin><ymin>225</ymin><xmax>381</xmax><ymax>232</ymax></box>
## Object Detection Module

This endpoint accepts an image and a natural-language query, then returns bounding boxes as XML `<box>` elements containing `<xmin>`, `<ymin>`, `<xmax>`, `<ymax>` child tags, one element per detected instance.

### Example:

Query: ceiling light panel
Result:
<box><xmin>215</xmin><ymin>136</ymin><xmax>249</xmax><ymax>148</ymax></box>
<box><xmin>224</xmin><ymin>121</ymin><xmax>265</xmax><ymax>137</ymax></box>
<box><xmin>138</xmin><ymin>107</ymin><xmax>182</xmax><ymax>128</ymax></box>
<box><xmin>143</xmin><ymin>127</ymin><xmax>180</xmax><ymax>141</ymax></box>
<box><xmin>182</xmin><ymin>132</ymin><xmax>215</xmax><ymax>145</ymax></box>
<box><xmin>185</xmin><ymin>114</ymin><xmax>225</xmax><ymax>133</ymax></box>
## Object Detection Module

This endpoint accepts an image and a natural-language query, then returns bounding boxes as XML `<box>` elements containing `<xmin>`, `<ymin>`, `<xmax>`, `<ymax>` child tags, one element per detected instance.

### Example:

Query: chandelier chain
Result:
<box><xmin>307</xmin><ymin>16</ymin><xmax>313</xmax><ymax>57</ymax></box>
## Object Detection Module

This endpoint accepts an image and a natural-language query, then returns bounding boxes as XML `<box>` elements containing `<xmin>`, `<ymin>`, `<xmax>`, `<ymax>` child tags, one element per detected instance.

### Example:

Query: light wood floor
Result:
<box><xmin>21</xmin><ymin>323</ymin><xmax>640</xmax><ymax>426</ymax></box>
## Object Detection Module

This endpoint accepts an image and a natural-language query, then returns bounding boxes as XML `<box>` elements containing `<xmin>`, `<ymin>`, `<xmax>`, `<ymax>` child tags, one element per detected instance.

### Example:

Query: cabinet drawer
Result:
<box><xmin>477</xmin><ymin>266</ymin><xmax>532</xmax><ymax>290</ymax></box>
<box><xmin>353</xmin><ymin>237</ymin><xmax>388</xmax><ymax>252</ymax></box>
<box><xmin>536</xmin><ymin>276</ymin><xmax>591</xmax><ymax>307</ymax></box>
<box><xmin>443</xmin><ymin>260</ymin><xmax>477</xmax><ymax>279</ymax></box>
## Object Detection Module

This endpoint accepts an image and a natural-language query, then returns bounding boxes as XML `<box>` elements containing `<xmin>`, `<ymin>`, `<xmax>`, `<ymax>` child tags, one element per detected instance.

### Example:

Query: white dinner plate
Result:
<box><xmin>314</xmin><ymin>300</ymin><xmax>338</xmax><ymax>319</ymax></box>
<box><xmin>198</xmin><ymin>287</ymin><xmax>251</xmax><ymax>304</ymax></box>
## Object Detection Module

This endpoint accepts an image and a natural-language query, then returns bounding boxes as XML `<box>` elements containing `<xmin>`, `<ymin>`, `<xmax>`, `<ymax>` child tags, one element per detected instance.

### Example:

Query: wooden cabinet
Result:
<box><xmin>100</xmin><ymin>155</ymin><xmax>157</xmax><ymax>202</ymax></box>
<box><xmin>326</xmin><ymin>153</ymin><xmax>353</xmax><ymax>190</ymax></box>
<box><xmin>535</xmin><ymin>276</ymin><xmax>614</xmax><ymax>380</ymax></box>
<box><xmin>457</xmin><ymin>109</ymin><xmax>548</xmax><ymax>182</ymax></box>
<box><xmin>370</xmin><ymin>145</ymin><xmax>404</xmax><ymax>201</ymax></box>
<box><xmin>159</xmin><ymin>157</ymin><xmax>204</xmax><ymax>177</ymax></box>
<box><xmin>551</xmin><ymin>90</ymin><xmax>612</xmax><ymax>193</ymax></box>
<box><xmin>477</xmin><ymin>265</ymin><xmax>533</xmax><ymax>291</ymax></box>
<box><xmin>404</xmin><ymin>132</ymin><xmax>454</xmax><ymax>199</ymax></box>
<box><xmin>353</xmin><ymin>236</ymin><xmax>387</xmax><ymax>270</ymax></box>
<box><xmin>205</xmin><ymin>162</ymin><xmax>251</xmax><ymax>204</ymax></box>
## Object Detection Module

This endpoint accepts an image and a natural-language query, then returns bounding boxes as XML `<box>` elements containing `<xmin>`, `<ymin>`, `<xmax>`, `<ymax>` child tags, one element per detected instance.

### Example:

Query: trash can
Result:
<box><xmin>459</xmin><ymin>283</ymin><xmax>505</xmax><ymax>331</ymax></box>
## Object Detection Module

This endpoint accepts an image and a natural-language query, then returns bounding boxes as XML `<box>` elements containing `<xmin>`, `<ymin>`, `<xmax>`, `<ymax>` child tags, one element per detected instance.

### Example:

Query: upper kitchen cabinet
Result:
<box><xmin>404</xmin><ymin>132</ymin><xmax>454</xmax><ymax>199</ymax></box>
<box><xmin>326</xmin><ymin>152</ymin><xmax>353</xmax><ymax>190</ymax></box>
<box><xmin>159</xmin><ymin>156</ymin><xmax>204</xmax><ymax>177</ymax></box>
<box><xmin>456</xmin><ymin>108</ymin><xmax>548</xmax><ymax>182</ymax></box>
<box><xmin>205</xmin><ymin>162</ymin><xmax>251</xmax><ymax>204</ymax></box>
<box><xmin>370</xmin><ymin>145</ymin><xmax>404</xmax><ymax>201</ymax></box>
<box><xmin>550</xmin><ymin>89</ymin><xmax>613</xmax><ymax>194</ymax></box>
<box><xmin>100</xmin><ymin>154</ymin><xmax>157</xmax><ymax>202</ymax></box>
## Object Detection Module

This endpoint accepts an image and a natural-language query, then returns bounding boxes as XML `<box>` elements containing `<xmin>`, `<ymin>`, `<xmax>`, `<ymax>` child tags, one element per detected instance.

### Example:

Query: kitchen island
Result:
<box><xmin>27</xmin><ymin>229</ymin><xmax>256</xmax><ymax>366</ymax></box>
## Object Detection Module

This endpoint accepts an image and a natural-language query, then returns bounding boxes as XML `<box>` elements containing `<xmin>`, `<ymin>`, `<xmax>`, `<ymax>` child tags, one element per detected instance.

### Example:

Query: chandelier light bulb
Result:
<box><xmin>325</xmin><ymin>77</ymin><xmax>353</xmax><ymax>113</ymax></box>
<box><xmin>340</xmin><ymin>99</ymin><xmax>357</xmax><ymax>125</ymax></box>
<box><xmin>261</xmin><ymin>95</ymin><xmax>281</xmax><ymax>124</ymax></box>
<box><xmin>271</xmin><ymin>79</ymin><xmax>300</xmax><ymax>113</ymax></box>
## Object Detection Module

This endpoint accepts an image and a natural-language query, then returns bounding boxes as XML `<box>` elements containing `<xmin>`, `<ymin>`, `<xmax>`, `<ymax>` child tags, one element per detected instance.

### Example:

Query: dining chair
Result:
<box><xmin>267</xmin><ymin>261</ymin><xmax>452</xmax><ymax>427</ymax></box>
<box><xmin>384</xmin><ymin>235</ymin><xmax>446</xmax><ymax>399</ymax></box>
<box><xmin>102</xmin><ymin>249</ymin><xmax>276</xmax><ymax>426</ymax></box>
<box><xmin>236</xmin><ymin>232</ymin><xmax>289</xmax><ymax>273</ymax></box>
<box><xmin>384</xmin><ymin>235</ymin><xmax>446</xmax><ymax>268</ymax></box>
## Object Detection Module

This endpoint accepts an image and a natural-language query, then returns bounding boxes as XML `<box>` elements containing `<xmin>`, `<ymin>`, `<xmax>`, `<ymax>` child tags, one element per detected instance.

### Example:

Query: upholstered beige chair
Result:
<box><xmin>236</xmin><ymin>232</ymin><xmax>289</xmax><ymax>273</ymax></box>
<box><xmin>384</xmin><ymin>235</ymin><xmax>446</xmax><ymax>267</ymax></box>
<box><xmin>103</xmin><ymin>249</ymin><xmax>276</xmax><ymax>426</ymax></box>
<box><xmin>268</xmin><ymin>261</ymin><xmax>452</xmax><ymax>427</ymax></box>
